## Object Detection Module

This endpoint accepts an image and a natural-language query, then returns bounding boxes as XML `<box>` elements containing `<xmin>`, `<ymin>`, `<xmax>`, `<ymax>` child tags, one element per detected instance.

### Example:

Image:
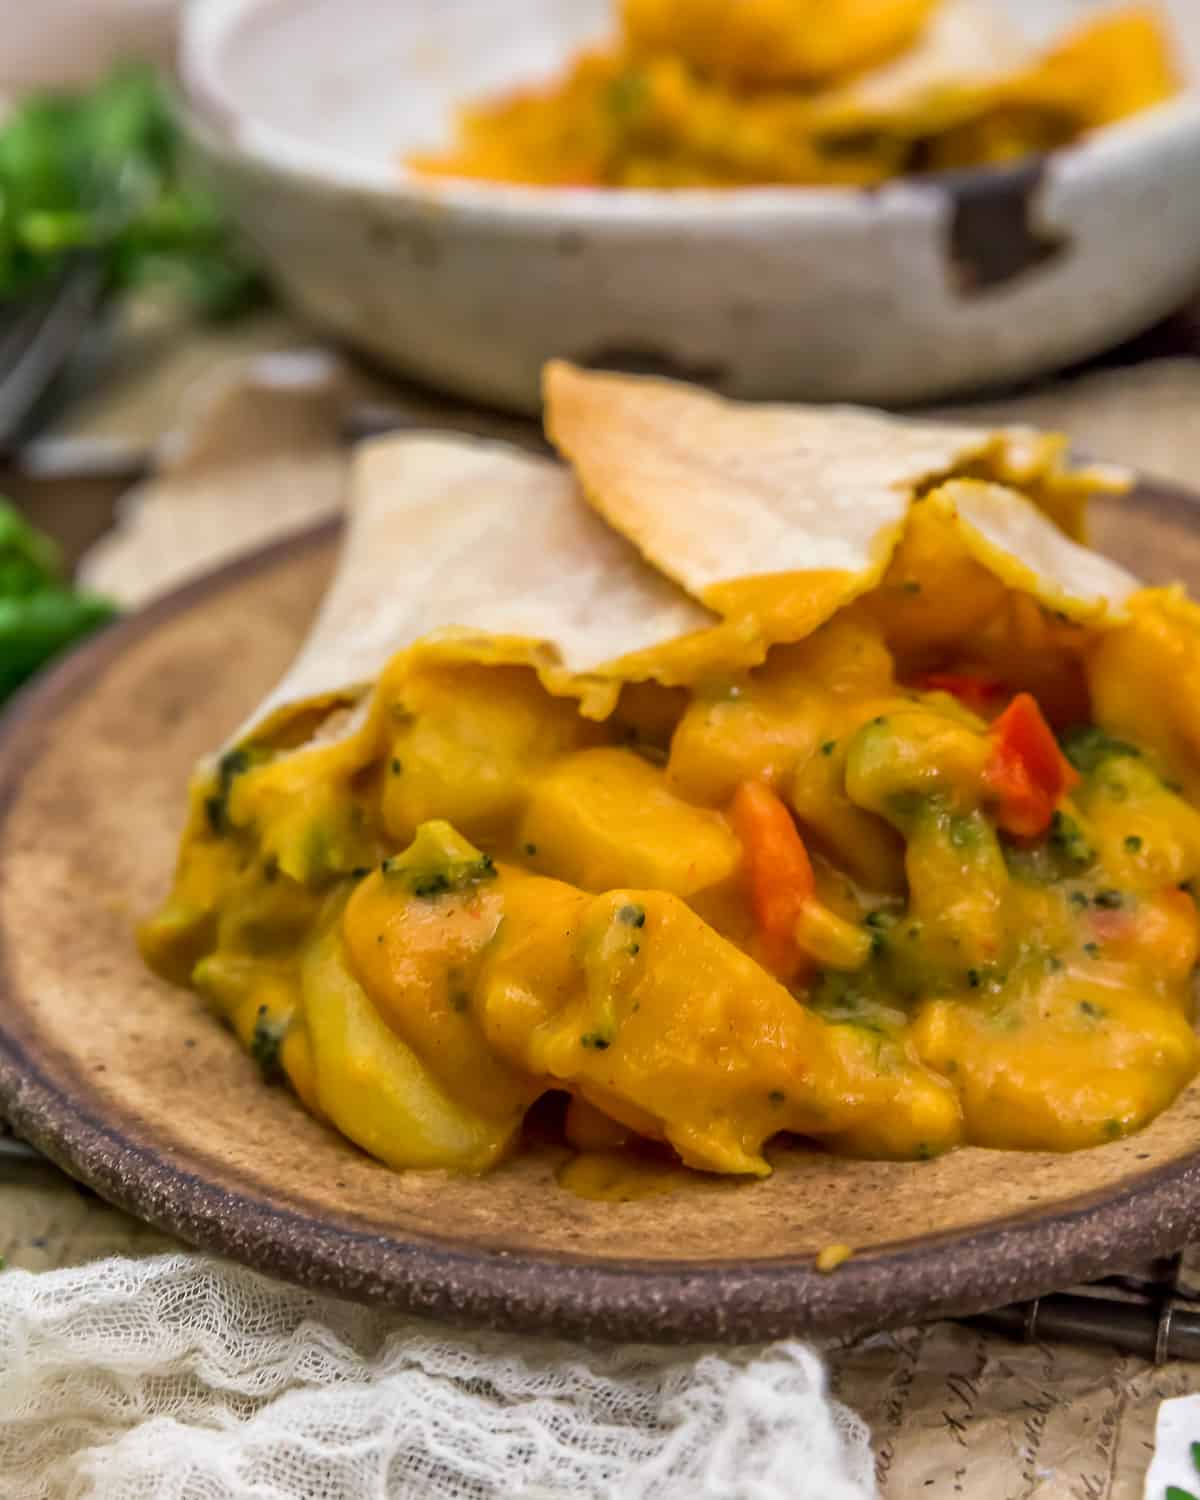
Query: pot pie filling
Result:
<box><xmin>141</xmin><ymin>502</ymin><xmax>1200</xmax><ymax>1179</ymax></box>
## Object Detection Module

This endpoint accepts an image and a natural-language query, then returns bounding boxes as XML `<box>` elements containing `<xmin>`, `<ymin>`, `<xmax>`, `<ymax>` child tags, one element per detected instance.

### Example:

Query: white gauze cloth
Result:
<box><xmin>0</xmin><ymin>1252</ymin><xmax>875</xmax><ymax>1500</ymax></box>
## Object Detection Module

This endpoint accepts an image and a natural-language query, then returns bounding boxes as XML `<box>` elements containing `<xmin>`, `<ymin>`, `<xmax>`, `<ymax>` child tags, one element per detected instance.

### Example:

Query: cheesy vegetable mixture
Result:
<box><xmin>141</xmin><ymin>369</ymin><xmax>1200</xmax><ymax>1178</ymax></box>
<box><xmin>411</xmin><ymin>0</ymin><xmax>1177</xmax><ymax>189</ymax></box>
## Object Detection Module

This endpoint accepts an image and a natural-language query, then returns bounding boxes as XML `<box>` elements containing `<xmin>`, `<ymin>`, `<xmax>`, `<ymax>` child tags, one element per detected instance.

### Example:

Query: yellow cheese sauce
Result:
<box><xmin>556</xmin><ymin>1151</ymin><xmax>697</xmax><ymax>1202</ymax></box>
<box><xmin>141</xmin><ymin>578</ymin><xmax>1200</xmax><ymax>1181</ymax></box>
<box><xmin>410</xmin><ymin>3</ymin><xmax>1176</xmax><ymax>190</ymax></box>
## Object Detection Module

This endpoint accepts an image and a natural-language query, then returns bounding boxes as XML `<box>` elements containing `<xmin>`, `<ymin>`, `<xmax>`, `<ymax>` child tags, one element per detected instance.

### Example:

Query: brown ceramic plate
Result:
<box><xmin>3</xmin><ymin>484</ymin><xmax>1200</xmax><ymax>1344</ymax></box>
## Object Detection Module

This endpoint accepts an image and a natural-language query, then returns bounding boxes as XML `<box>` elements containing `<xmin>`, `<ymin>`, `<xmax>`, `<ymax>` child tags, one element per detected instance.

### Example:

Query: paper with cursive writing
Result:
<box><xmin>829</xmin><ymin>1315</ymin><xmax>1200</xmax><ymax>1498</ymax></box>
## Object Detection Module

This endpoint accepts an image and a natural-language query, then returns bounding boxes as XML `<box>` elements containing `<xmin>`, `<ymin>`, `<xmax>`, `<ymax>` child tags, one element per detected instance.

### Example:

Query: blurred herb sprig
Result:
<box><xmin>0</xmin><ymin>502</ymin><xmax>116</xmax><ymax>702</ymax></box>
<box><xmin>0</xmin><ymin>64</ymin><xmax>268</xmax><ymax>319</ymax></box>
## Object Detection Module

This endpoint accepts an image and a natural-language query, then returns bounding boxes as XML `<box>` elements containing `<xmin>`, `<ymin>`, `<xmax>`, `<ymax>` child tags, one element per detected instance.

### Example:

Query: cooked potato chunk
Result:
<box><xmin>520</xmin><ymin>747</ymin><xmax>741</xmax><ymax>898</ymax></box>
<box><xmin>382</xmin><ymin>664</ymin><xmax>600</xmax><ymax>843</ymax></box>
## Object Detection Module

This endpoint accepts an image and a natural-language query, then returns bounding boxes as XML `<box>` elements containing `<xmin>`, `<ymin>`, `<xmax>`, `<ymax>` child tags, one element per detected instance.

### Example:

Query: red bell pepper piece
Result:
<box><xmin>984</xmin><ymin>692</ymin><xmax>1079</xmax><ymax>838</ymax></box>
<box><xmin>914</xmin><ymin>671</ymin><xmax>1008</xmax><ymax>718</ymax></box>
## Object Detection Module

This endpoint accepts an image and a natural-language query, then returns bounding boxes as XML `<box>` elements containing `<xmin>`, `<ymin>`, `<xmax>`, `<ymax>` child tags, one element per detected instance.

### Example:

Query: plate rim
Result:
<box><xmin>3</xmin><ymin>487</ymin><xmax>1200</xmax><ymax>1343</ymax></box>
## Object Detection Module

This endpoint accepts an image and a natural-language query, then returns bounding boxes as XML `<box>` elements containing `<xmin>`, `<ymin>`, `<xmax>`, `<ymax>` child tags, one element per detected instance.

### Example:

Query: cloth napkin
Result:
<box><xmin>0</xmin><ymin>1253</ymin><xmax>872</xmax><ymax>1499</ymax></box>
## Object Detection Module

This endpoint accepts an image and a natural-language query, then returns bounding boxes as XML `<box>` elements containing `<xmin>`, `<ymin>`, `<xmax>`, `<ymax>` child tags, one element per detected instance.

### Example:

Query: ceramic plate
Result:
<box><xmin>2</xmin><ymin>483</ymin><xmax>1200</xmax><ymax>1343</ymax></box>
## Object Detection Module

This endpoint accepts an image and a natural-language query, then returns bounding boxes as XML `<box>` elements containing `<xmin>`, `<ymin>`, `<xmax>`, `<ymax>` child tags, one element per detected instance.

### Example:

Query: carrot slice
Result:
<box><xmin>732</xmin><ymin>780</ymin><xmax>815</xmax><ymax>979</ymax></box>
<box><xmin>984</xmin><ymin>692</ymin><xmax>1080</xmax><ymax>838</ymax></box>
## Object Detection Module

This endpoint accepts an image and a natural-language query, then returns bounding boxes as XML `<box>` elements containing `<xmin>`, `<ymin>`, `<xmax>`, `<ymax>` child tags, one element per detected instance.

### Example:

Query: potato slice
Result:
<box><xmin>479</xmin><ymin>885</ymin><xmax>962</xmax><ymax>1174</ymax></box>
<box><xmin>303</xmin><ymin>920</ymin><xmax>520</xmax><ymax>1173</ymax></box>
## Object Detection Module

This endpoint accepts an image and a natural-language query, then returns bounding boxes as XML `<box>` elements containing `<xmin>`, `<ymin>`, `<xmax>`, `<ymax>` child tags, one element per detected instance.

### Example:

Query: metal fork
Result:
<box><xmin>0</xmin><ymin>1132</ymin><xmax>40</xmax><ymax>1164</ymax></box>
<box><xmin>0</xmin><ymin>256</ymin><xmax>105</xmax><ymax>455</ymax></box>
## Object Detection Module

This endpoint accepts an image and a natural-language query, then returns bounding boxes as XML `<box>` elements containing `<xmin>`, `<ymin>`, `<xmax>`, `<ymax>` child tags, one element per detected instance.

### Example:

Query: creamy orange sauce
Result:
<box><xmin>410</xmin><ymin>3</ymin><xmax>1176</xmax><ymax>189</ymax></box>
<box><xmin>140</xmin><ymin>555</ymin><xmax>1200</xmax><ymax>1181</ymax></box>
<box><xmin>556</xmin><ymin>1151</ymin><xmax>695</xmax><ymax>1202</ymax></box>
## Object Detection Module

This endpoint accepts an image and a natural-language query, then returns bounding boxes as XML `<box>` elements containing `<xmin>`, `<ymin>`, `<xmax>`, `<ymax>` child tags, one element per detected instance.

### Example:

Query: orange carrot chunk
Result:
<box><xmin>732</xmin><ymin>780</ymin><xmax>815</xmax><ymax>979</ymax></box>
